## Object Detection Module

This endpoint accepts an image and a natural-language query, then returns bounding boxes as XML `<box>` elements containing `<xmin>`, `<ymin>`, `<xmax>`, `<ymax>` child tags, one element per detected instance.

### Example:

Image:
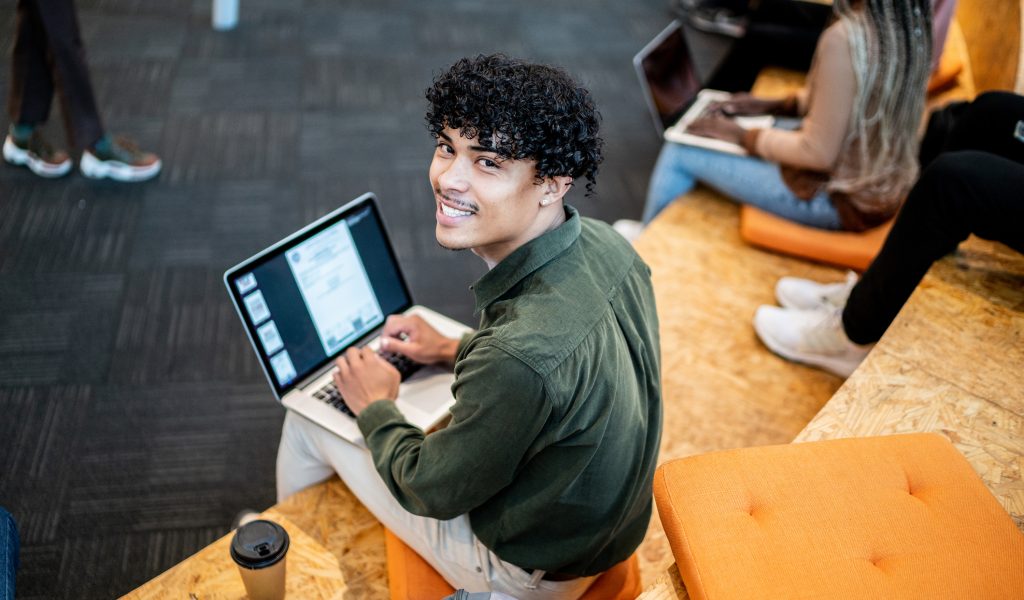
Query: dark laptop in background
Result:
<box><xmin>224</xmin><ymin>193</ymin><xmax>471</xmax><ymax>445</ymax></box>
<box><xmin>634</xmin><ymin>20</ymin><xmax>773</xmax><ymax>155</ymax></box>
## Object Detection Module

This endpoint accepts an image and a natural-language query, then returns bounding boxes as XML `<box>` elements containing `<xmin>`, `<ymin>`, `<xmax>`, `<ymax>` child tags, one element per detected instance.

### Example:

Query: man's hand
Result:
<box><xmin>333</xmin><ymin>346</ymin><xmax>400</xmax><ymax>416</ymax></box>
<box><xmin>708</xmin><ymin>92</ymin><xmax>782</xmax><ymax>117</ymax></box>
<box><xmin>686</xmin><ymin>114</ymin><xmax>746</xmax><ymax>145</ymax></box>
<box><xmin>379</xmin><ymin>314</ymin><xmax>460</xmax><ymax>367</ymax></box>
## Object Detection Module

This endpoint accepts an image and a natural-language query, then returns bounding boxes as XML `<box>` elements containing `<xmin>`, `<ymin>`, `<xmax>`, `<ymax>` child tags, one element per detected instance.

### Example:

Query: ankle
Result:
<box><xmin>90</xmin><ymin>134</ymin><xmax>112</xmax><ymax>153</ymax></box>
<box><xmin>10</xmin><ymin>123</ymin><xmax>35</xmax><ymax>142</ymax></box>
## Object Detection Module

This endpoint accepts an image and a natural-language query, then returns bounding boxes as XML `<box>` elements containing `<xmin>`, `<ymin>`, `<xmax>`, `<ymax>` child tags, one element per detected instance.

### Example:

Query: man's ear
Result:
<box><xmin>540</xmin><ymin>176</ymin><xmax>574</xmax><ymax>206</ymax></box>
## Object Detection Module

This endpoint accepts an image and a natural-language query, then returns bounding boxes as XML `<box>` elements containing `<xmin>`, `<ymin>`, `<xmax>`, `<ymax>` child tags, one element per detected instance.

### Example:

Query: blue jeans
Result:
<box><xmin>642</xmin><ymin>142</ymin><xmax>842</xmax><ymax>229</ymax></box>
<box><xmin>0</xmin><ymin>508</ymin><xmax>17</xmax><ymax>600</ymax></box>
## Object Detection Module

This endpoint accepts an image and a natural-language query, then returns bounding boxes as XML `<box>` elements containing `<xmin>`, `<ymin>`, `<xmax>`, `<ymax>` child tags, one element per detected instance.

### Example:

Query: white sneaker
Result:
<box><xmin>753</xmin><ymin>305</ymin><xmax>872</xmax><ymax>378</ymax></box>
<box><xmin>775</xmin><ymin>271</ymin><xmax>858</xmax><ymax>311</ymax></box>
<box><xmin>612</xmin><ymin>219</ymin><xmax>644</xmax><ymax>243</ymax></box>
<box><xmin>3</xmin><ymin>133</ymin><xmax>72</xmax><ymax>178</ymax></box>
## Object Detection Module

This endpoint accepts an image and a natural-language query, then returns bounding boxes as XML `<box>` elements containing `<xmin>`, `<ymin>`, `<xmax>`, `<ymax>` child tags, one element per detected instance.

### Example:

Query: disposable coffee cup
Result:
<box><xmin>230</xmin><ymin>519</ymin><xmax>289</xmax><ymax>600</ymax></box>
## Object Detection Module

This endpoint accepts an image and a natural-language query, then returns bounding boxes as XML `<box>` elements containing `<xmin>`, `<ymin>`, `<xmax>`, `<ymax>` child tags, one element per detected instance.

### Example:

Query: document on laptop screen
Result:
<box><xmin>286</xmin><ymin>221</ymin><xmax>384</xmax><ymax>356</ymax></box>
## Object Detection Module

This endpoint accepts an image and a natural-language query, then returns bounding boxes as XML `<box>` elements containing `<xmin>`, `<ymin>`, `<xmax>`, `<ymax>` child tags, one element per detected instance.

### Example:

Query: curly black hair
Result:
<box><xmin>425</xmin><ymin>54</ymin><xmax>604</xmax><ymax>196</ymax></box>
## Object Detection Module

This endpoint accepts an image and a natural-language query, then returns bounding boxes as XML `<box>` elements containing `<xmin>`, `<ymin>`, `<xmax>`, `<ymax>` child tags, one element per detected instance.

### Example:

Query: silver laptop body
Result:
<box><xmin>224</xmin><ymin>192</ymin><xmax>471</xmax><ymax>446</ymax></box>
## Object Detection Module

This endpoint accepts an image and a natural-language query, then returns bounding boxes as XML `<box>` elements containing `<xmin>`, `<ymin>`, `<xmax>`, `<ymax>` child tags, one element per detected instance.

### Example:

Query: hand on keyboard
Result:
<box><xmin>378</xmin><ymin>349</ymin><xmax>423</xmax><ymax>381</ymax></box>
<box><xmin>330</xmin><ymin>346</ymin><xmax>401</xmax><ymax>415</ymax></box>
<box><xmin>379</xmin><ymin>314</ymin><xmax>460</xmax><ymax>367</ymax></box>
<box><xmin>313</xmin><ymin>349</ymin><xmax>421</xmax><ymax>419</ymax></box>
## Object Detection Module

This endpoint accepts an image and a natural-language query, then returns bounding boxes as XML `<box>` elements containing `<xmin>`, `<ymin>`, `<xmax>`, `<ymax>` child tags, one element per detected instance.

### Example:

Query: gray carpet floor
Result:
<box><xmin>0</xmin><ymin>0</ymin><xmax>706</xmax><ymax>596</ymax></box>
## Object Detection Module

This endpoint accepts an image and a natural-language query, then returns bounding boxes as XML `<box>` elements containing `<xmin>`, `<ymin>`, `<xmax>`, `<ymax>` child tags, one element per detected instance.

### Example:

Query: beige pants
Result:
<box><xmin>276</xmin><ymin>411</ymin><xmax>597</xmax><ymax>600</ymax></box>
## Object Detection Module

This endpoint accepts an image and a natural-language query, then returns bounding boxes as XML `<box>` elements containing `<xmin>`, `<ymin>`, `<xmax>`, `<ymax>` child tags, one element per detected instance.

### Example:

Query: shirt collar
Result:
<box><xmin>471</xmin><ymin>205</ymin><xmax>581</xmax><ymax>314</ymax></box>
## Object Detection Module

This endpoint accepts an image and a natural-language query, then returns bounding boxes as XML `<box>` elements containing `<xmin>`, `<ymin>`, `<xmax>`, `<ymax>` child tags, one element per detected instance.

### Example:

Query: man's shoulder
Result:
<box><xmin>475</xmin><ymin>222</ymin><xmax>650</xmax><ymax>375</ymax></box>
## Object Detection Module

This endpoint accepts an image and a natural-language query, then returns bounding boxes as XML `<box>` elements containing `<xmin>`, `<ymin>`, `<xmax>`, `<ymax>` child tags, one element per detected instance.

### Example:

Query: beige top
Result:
<box><xmin>755</xmin><ymin>21</ymin><xmax>856</xmax><ymax>171</ymax></box>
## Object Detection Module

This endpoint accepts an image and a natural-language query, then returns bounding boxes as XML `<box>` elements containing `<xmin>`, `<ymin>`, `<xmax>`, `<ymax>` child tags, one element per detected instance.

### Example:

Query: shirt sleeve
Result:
<box><xmin>755</xmin><ymin>23</ymin><xmax>856</xmax><ymax>171</ymax></box>
<box><xmin>357</xmin><ymin>342</ymin><xmax>550</xmax><ymax>520</ymax></box>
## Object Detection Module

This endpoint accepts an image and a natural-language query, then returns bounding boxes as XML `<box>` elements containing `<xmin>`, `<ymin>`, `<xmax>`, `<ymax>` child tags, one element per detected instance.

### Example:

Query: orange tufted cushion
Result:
<box><xmin>384</xmin><ymin>528</ymin><xmax>643</xmax><ymax>600</ymax></box>
<box><xmin>739</xmin><ymin>204</ymin><xmax>893</xmax><ymax>271</ymax></box>
<box><xmin>653</xmin><ymin>434</ymin><xmax>1024</xmax><ymax>600</ymax></box>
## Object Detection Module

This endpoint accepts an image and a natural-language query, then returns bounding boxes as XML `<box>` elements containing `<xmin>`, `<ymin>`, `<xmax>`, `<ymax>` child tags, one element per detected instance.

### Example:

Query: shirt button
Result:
<box><xmin>476</xmin><ymin>566</ymin><xmax>482</xmax><ymax>572</ymax></box>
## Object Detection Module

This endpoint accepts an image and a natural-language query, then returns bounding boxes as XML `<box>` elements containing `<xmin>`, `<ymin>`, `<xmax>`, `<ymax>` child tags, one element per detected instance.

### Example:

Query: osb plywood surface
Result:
<box><xmin>796</xmin><ymin>240</ymin><xmax>1024</xmax><ymax>531</ymax></box>
<box><xmin>636</xmin><ymin>564</ymin><xmax>689</xmax><ymax>600</ymax></box>
<box><xmin>122</xmin><ymin>512</ymin><xmax>346</xmax><ymax>599</ymax></box>
<box><xmin>270</xmin><ymin>478</ymin><xmax>390</xmax><ymax>599</ymax></box>
<box><xmin>632</xmin><ymin>192</ymin><xmax>846</xmax><ymax>584</ymax></box>
<box><xmin>957</xmin><ymin>0</ymin><xmax>1020</xmax><ymax>92</ymax></box>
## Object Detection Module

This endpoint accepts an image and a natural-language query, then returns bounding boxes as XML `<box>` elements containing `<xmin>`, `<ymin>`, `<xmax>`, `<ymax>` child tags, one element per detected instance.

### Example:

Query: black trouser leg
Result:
<box><xmin>920</xmin><ymin>92</ymin><xmax>1024</xmax><ymax>167</ymax></box>
<box><xmin>705</xmin><ymin>0</ymin><xmax>830</xmax><ymax>92</ymax></box>
<box><xmin>8</xmin><ymin>0</ymin><xmax>56</xmax><ymax>126</ymax></box>
<box><xmin>17</xmin><ymin>0</ymin><xmax>106</xmax><ymax>149</ymax></box>
<box><xmin>842</xmin><ymin>151</ymin><xmax>1024</xmax><ymax>344</ymax></box>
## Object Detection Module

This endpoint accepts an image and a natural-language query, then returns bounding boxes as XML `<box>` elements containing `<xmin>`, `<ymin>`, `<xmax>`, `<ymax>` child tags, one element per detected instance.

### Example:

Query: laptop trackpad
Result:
<box><xmin>395</xmin><ymin>366</ymin><xmax>455</xmax><ymax>424</ymax></box>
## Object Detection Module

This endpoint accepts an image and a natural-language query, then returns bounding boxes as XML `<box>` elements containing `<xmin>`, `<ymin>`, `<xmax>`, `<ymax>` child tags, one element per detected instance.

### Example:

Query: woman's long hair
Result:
<box><xmin>829</xmin><ymin>0</ymin><xmax>932</xmax><ymax>208</ymax></box>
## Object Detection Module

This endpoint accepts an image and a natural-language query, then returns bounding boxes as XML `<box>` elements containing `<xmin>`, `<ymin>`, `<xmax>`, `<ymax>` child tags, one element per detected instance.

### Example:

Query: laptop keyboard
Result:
<box><xmin>311</xmin><ymin>350</ymin><xmax>423</xmax><ymax>418</ymax></box>
<box><xmin>380</xmin><ymin>350</ymin><xmax>423</xmax><ymax>380</ymax></box>
<box><xmin>313</xmin><ymin>382</ymin><xmax>356</xmax><ymax>418</ymax></box>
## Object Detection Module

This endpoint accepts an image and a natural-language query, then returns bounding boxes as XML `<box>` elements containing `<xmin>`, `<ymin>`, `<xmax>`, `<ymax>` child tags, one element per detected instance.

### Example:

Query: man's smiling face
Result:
<box><xmin>429</xmin><ymin>127</ymin><xmax>552</xmax><ymax>265</ymax></box>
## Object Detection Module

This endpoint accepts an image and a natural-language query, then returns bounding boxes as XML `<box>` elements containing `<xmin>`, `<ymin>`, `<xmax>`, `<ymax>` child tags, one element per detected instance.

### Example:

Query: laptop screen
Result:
<box><xmin>635</xmin><ymin>20</ymin><xmax>703</xmax><ymax>131</ymax></box>
<box><xmin>224</xmin><ymin>194</ymin><xmax>412</xmax><ymax>397</ymax></box>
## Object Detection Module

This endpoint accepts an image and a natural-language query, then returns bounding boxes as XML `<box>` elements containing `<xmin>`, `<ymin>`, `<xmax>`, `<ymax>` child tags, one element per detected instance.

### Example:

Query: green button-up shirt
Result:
<box><xmin>357</xmin><ymin>205</ymin><xmax>662</xmax><ymax>575</ymax></box>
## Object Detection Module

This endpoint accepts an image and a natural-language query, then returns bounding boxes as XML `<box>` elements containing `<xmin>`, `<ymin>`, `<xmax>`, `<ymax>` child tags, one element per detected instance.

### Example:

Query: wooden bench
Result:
<box><xmin>637</xmin><ymin>223</ymin><xmax>1024</xmax><ymax>600</ymax></box>
<box><xmin>125</xmin><ymin>14</ymin><xmax>1001</xmax><ymax>600</ymax></box>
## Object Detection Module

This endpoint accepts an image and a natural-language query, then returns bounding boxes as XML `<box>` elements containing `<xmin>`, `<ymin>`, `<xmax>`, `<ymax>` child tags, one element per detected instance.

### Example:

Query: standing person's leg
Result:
<box><xmin>32</xmin><ymin>0</ymin><xmax>105</xmax><ymax>150</ymax></box>
<box><xmin>24</xmin><ymin>0</ymin><xmax>161</xmax><ymax>180</ymax></box>
<box><xmin>643</xmin><ymin>142</ymin><xmax>840</xmax><ymax>229</ymax></box>
<box><xmin>276</xmin><ymin>411</ymin><xmax>596</xmax><ymax>600</ymax></box>
<box><xmin>0</xmin><ymin>508</ymin><xmax>18</xmax><ymax>600</ymax></box>
<box><xmin>8</xmin><ymin>0</ymin><xmax>56</xmax><ymax>128</ymax></box>
<box><xmin>842</xmin><ymin>151</ymin><xmax>1024</xmax><ymax>344</ymax></box>
<box><xmin>3</xmin><ymin>0</ymin><xmax>74</xmax><ymax>177</ymax></box>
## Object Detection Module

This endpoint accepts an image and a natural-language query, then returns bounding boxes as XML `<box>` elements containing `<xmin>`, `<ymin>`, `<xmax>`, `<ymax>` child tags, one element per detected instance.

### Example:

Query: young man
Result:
<box><xmin>275</xmin><ymin>55</ymin><xmax>662</xmax><ymax>598</ymax></box>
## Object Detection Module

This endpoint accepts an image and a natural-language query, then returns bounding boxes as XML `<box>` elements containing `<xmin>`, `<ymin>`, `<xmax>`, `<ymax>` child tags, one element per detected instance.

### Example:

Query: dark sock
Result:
<box><xmin>91</xmin><ymin>135</ymin><xmax>112</xmax><ymax>153</ymax></box>
<box><xmin>11</xmin><ymin>123</ymin><xmax>35</xmax><ymax>142</ymax></box>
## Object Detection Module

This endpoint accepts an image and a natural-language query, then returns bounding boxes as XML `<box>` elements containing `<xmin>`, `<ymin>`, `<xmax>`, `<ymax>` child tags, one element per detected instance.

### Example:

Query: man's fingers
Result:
<box><xmin>381</xmin><ymin>336</ymin><xmax>414</xmax><ymax>355</ymax></box>
<box><xmin>335</xmin><ymin>352</ymin><xmax>354</xmax><ymax>382</ymax></box>
<box><xmin>371</xmin><ymin>350</ymin><xmax>400</xmax><ymax>373</ymax></box>
<box><xmin>383</xmin><ymin>314</ymin><xmax>413</xmax><ymax>338</ymax></box>
<box><xmin>345</xmin><ymin>346</ymin><xmax>364</xmax><ymax>364</ymax></box>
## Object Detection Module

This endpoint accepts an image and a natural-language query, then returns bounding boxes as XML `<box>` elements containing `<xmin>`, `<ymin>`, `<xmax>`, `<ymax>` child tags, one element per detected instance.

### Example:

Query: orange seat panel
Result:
<box><xmin>739</xmin><ymin>204</ymin><xmax>892</xmax><ymax>271</ymax></box>
<box><xmin>654</xmin><ymin>434</ymin><xmax>1024</xmax><ymax>600</ymax></box>
<box><xmin>384</xmin><ymin>529</ymin><xmax>642</xmax><ymax>600</ymax></box>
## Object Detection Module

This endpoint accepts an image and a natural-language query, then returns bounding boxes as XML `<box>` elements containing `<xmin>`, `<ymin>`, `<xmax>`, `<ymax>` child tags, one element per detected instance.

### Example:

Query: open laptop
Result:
<box><xmin>224</xmin><ymin>192</ymin><xmax>471</xmax><ymax>446</ymax></box>
<box><xmin>633</xmin><ymin>20</ymin><xmax>773</xmax><ymax>155</ymax></box>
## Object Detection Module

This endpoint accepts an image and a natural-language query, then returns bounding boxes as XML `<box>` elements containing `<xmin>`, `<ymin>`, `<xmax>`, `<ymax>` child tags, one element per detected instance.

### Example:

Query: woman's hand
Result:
<box><xmin>686</xmin><ymin>114</ymin><xmax>746</xmax><ymax>145</ymax></box>
<box><xmin>709</xmin><ymin>93</ymin><xmax>784</xmax><ymax>117</ymax></box>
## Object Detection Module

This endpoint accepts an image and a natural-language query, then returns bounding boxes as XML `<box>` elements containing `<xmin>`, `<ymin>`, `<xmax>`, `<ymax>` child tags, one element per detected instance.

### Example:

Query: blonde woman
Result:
<box><xmin>635</xmin><ymin>0</ymin><xmax>932</xmax><ymax>233</ymax></box>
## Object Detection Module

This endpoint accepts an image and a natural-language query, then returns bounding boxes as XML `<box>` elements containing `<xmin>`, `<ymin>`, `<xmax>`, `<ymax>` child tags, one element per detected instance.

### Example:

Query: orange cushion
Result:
<box><xmin>384</xmin><ymin>529</ymin><xmax>642</xmax><ymax>600</ymax></box>
<box><xmin>739</xmin><ymin>204</ymin><xmax>892</xmax><ymax>271</ymax></box>
<box><xmin>653</xmin><ymin>434</ymin><xmax>1024</xmax><ymax>600</ymax></box>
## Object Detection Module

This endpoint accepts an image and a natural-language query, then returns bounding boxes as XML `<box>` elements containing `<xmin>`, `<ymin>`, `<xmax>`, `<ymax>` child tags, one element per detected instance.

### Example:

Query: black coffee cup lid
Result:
<box><xmin>230</xmin><ymin>519</ymin><xmax>290</xmax><ymax>569</ymax></box>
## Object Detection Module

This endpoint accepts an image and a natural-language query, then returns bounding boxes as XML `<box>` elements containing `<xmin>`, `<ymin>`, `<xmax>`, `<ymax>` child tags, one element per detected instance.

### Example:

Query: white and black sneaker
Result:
<box><xmin>3</xmin><ymin>132</ymin><xmax>73</xmax><ymax>178</ymax></box>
